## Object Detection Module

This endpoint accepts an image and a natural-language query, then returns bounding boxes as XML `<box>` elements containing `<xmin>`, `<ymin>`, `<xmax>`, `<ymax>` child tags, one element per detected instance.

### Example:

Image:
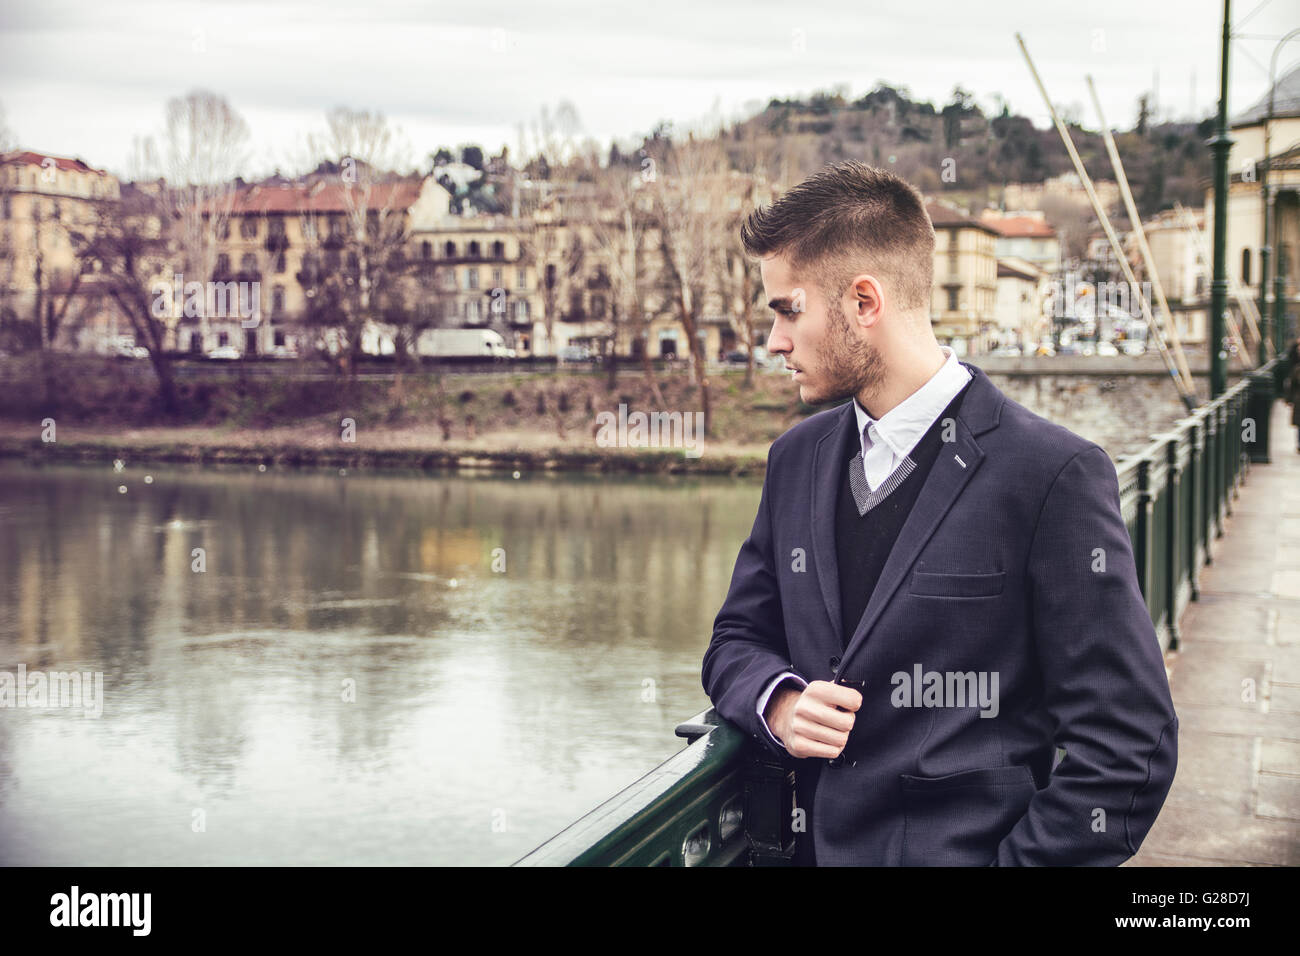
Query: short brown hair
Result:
<box><xmin>739</xmin><ymin>160</ymin><xmax>935</xmax><ymax>312</ymax></box>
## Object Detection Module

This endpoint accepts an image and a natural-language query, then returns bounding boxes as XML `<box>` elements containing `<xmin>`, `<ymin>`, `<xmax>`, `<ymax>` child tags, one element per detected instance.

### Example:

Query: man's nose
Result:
<box><xmin>766</xmin><ymin>321</ymin><xmax>791</xmax><ymax>356</ymax></box>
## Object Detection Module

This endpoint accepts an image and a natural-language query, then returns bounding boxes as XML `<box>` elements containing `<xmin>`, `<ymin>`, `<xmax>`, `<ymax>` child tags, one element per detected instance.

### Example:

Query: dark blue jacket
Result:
<box><xmin>702</xmin><ymin>361</ymin><xmax>1178</xmax><ymax>865</ymax></box>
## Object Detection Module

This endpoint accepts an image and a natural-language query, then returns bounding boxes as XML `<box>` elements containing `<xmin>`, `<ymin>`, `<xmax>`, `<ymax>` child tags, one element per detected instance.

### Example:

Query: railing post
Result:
<box><xmin>1206</xmin><ymin>400</ymin><xmax>1216</xmax><ymax>541</ymax></box>
<box><xmin>743</xmin><ymin>751</ymin><xmax>797</xmax><ymax>866</ymax></box>
<box><xmin>1135</xmin><ymin>456</ymin><xmax>1154</xmax><ymax>606</ymax></box>
<box><xmin>1190</xmin><ymin>420</ymin><xmax>1202</xmax><ymax>597</ymax></box>
<box><xmin>1165</xmin><ymin>436</ymin><xmax>1182</xmax><ymax>651</ymax></box>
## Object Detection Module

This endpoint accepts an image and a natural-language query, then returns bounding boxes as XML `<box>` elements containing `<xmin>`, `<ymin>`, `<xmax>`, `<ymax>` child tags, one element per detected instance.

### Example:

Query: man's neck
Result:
<box><xmin>856</xmin><ymin>343</ymin><xmax>949</xmax><ymax>420</ymax></box>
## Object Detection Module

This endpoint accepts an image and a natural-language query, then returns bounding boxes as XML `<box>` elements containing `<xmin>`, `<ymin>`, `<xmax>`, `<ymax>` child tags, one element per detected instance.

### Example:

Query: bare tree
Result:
<box><xmin>585</xmin><ymin>153</ymin><xmax>666</xmax><ymax>404</ymax></box>
<box><xmin>151</xmin><ymin>90</ymin><xmax>251</xmax><ymax>348</ymax></box>
<box><xmin>645</xmin><ymin>134</ymin><xmax>733</xmax><ymax>434</ymax></box>
<box><xmin>296</xmin><ymin>107</ymin><xmax>421</xmax><ymax>378</ymax></box>
<box><xmin>76</xmin><ymin>184</ymin><xmax>182</xmax><ymax>413</ymax></box>
<box><xmin>522</xmin><ymin>100</ymin><xmax>583</xmax><ymax>174</ymax></box>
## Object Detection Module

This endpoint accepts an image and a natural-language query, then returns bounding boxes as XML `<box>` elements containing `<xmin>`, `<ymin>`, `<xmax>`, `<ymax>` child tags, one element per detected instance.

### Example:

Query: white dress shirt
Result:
<box><xmin>756</xmin><ymin>346</ymin><xmax>973</xmax><ymax>749</ymax></box>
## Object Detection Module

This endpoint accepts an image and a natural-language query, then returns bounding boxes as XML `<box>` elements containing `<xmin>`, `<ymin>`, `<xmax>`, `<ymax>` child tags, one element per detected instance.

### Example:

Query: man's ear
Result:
<box><xmin>851</xmin><ymin>274</ymin><xmax>885</xmax><ymax>328</ymax></box>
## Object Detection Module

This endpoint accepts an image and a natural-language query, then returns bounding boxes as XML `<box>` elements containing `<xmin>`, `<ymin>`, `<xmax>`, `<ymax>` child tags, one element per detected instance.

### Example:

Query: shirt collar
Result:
<box><xmin>852</xmin><ymin>346</ymin><xmax>972</xmax><ymax>459</ymax></box>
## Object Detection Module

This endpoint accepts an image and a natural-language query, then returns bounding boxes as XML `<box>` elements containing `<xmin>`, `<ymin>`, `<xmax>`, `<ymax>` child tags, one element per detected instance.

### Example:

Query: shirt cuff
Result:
<box><xmin>756</xmin><ymin>671</ymin><xmax>808</xmax><ymax>750</ymax></box>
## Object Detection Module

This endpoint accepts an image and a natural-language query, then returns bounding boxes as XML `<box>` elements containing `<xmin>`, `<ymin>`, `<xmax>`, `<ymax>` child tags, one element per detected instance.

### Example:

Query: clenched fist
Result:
<box><xmin>764</xmin><ymin>679</ymin><xmax>862</xmax><ymax>760</ymax></box>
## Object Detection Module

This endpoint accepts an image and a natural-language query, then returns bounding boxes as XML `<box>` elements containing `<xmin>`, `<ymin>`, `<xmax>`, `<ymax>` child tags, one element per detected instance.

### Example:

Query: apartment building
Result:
<box><xmin>1208</xmin><ymin>63</ymin><xmax>1300</xmax><ymax>348</ymax></box>
<box><xmin>926</xmin><ymin>200</ymin><xmax>999</xmax><ymax>355</ymax></box>
<box><xmin>190</xmin><ymin>174</ymin><xmax>453</xmax><ymax>356</ymax></box>
<box><xmin>0</xmin><ymin>150</ymin><xmax>122</xmax><ymax>352</ymax></box>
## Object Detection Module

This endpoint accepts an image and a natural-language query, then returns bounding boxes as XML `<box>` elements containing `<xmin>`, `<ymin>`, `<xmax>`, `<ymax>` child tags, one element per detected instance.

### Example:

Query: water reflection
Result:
<box><xmin>0</xmin><ymin>461</ymin><xmax>760</xmax><ymax>865</ymax></box>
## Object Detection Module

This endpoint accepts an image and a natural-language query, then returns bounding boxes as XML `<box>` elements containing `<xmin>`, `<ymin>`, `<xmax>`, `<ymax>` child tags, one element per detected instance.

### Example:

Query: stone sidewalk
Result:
<box><xmin>1130</xmin><ymin>397</ymin><xmax>1300</xmax><ymax>866</ymax></box>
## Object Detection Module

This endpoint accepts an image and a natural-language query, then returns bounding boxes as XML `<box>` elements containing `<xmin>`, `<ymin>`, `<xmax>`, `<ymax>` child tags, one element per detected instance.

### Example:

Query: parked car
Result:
<box><xmin>1096</xmin><ymin>341</ymin><xmax>1119</xmax><ymax>357</ymax></box>
<box><xmin>111</xmin><ymin>341</ymin><xmax>148</xmax><ymax>359</ymax></box>
<box><xmin>1121</xmin><ymin>340</ymin><xmax>1146</xmax><ymax>356</ymax></box>
<box><xmin>269</xmin><ymin>344</ymin><xmax>299</xmax><ymax>360</ymax></box>
<box><xmin>557</xmin><ymin>345</ymin><xmax>592</xmax><ymax>362</ymax></box>
<box><xmin>206</xmin><ymin>345</ymin><xmax>242</xmax><ymax>360</ymax></box>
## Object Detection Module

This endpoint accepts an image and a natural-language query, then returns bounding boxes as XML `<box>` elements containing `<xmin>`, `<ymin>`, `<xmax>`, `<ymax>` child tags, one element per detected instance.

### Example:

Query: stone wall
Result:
<box><xmin>970</xmin><ymin>356</ymin><xmax>1245</xmax><ymax>460</ymax></box>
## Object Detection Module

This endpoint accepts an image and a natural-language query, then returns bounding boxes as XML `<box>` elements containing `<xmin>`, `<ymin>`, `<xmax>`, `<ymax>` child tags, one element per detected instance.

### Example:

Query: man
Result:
<box><xmin>701</xmin><ymin>161</ymin><xmax>1178</xmax><ymax>866</ymax></box>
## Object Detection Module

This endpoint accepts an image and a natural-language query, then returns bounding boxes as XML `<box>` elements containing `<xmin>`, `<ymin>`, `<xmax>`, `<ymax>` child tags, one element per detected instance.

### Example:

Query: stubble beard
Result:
<box><xmin>805</xmin><ymin>298</ymin><xmax>886</xmax><ymax>407</ymax></box>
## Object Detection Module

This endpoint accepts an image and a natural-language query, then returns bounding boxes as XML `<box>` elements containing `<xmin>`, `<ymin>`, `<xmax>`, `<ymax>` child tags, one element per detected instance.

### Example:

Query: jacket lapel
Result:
<box><xmin>833</xmin><ymin>362</ymin><xmax>1005</xmax><ymax>678</ymax></box>
<box><xmin>810</xmin><ymin>399</ymin><xmax>858</xmax><ymax>643</ymax></box>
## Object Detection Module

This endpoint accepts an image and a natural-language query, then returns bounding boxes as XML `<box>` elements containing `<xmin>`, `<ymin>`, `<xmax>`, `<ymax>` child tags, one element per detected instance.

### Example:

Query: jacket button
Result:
<box><xmin>829</xmin><ymin>656</ymin><xmax>840</xmax><ymax>673</ymax></box>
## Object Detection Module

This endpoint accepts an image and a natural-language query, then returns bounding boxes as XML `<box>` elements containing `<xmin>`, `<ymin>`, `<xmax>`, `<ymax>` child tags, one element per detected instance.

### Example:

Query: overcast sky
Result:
<box><xmin>1</xmin><ymin>0</ymin><xmax>1296</xmax><ymax>180</ymax></box>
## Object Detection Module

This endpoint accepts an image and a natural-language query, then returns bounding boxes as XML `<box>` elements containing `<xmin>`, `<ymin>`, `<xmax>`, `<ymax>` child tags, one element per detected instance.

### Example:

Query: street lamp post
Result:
<box><xmin>1209</xmin><ymin>0</ymin><xmax>1233</xmax><ymax>398</ymax></box>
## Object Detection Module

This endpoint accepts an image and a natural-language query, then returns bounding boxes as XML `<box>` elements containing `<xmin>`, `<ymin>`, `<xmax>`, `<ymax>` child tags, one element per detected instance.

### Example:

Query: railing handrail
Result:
<box><xmin>513</xmin><ymin>707</ymin><xmax>756</xmax><ymax>867</ymax></box>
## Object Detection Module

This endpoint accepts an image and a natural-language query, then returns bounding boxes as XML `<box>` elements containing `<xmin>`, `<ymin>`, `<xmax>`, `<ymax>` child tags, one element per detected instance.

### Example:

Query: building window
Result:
<box><xmin>469</xmin><ymin>240</ymin><xmax>481</xmax><ymax>257</ymax></box>
<box><xmin>515</xmin><ymin>299</ymin><xmax>529</xmax><ymax>321</ymax></box>
<box><xmin>467</xmin><ymin>299</ymin><xmax>481</xmax><ymax>323</ymax></box>
<box><xmin>491</xmin><ymin>240</ymin><xmax>505</xmax><ymax>258</ymax></box>
<box><xmin>272</xmin><ymin>286</ymin><xmax>285</xmax><ymax>314</ymax></box>
<box><xmin>467</xmin><ymin>267</ymin><xmax>479</xmax><ymax>290</ymax></box>
<box><xmin>947</xmin><ymin>288</ymin><xmax>959</xmax><ymax>312</ymax></box>
<box><xmin>421</xmin><ymin>240</ymin><xmax>432</xmax><ymax>259</ymax></box>
<box><xmin>240</xmin><ymin>253</ymin><xmax>257</xmax><ymax>274</ymax></box>
<box><xmin>241</xmin><ymin>218</ymin><xmax>258</xmax><ymax>239</ymax></box>
<box><xmin>1241</xmin><ymin>247</ymin><xmax>1252</xmax><ymax>286</ymax></box>
<box><xmin>216</xmin><ymin>253</ymin><xmax>230</xmax><ymax>274</ymax></box>
<box><xmin>275</xmin><ymin>252</ymin><xmax>286</xmax><ymax>273</ymax></box>
<box><xmin>592</xmin><ymin>294</ymin><xmax>606</xmax><ymax>319</ymax></box>
<box><xmin>492</xmin><ymin>267</ymin><xmax>502</xmax><ymax>287</ymax></box>
<box><xmin>445</xmin><ymin>241</ymin><xmax>457</xmax><ymax>257</ymax></box>
<box><xmin>274</xmin><ymin>330</ymin><xmax>286</xmax><ymax>347</ymax></box>
<box><xmin>516</xmin><ymin>267</ymin><xmax>526</xmax><ymax>289</ymax></box>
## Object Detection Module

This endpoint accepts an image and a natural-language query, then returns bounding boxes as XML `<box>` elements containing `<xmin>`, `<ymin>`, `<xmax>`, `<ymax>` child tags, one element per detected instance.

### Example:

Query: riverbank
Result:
<box><xmin>0</xmin><ymin>420</ymin><xmax>773</xmax><ymax>476</ymax></box>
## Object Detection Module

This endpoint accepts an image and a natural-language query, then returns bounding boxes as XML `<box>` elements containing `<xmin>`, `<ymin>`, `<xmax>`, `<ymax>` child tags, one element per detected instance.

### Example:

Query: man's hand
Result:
<box><xmin>764</xmin><ymin>680</ymin><xmax>862</xmax><ymax>759</ymax></box>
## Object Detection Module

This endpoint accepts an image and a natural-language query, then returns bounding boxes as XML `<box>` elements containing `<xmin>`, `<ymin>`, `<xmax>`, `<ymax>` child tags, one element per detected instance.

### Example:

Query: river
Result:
<box><xmin>0</xmin><ymin>460</ymin><xmax>759</xmax><ymax>865</ymax></box>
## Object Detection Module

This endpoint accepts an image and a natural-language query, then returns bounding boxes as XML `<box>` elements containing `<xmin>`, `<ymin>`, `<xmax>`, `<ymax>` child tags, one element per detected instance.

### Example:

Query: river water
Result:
<box><xmin>0</xmin><ymin>460</ymin><xmax>759</xmax><ymax>865</ymax></box>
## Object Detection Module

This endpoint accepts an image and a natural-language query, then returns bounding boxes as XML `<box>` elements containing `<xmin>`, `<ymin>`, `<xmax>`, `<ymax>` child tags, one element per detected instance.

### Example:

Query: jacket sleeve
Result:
<box><xmin>995</xmin><ymin>444</ymin><xmax>1179</xmax><ymax>866</ymax></box>
<box><xmin>702</xmin><ymin>446</ymin><xmax>806</xmax><ymax>759</ymax></box>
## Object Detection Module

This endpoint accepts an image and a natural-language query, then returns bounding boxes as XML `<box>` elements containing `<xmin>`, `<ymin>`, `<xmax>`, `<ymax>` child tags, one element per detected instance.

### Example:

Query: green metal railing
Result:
<box><xmin>514</xmin><ymin>360</ymin><xmax>1283</xmax><ymax>867</ymax></box>
<box><xmin>1115</xmin><ymin>359</ymin><xmax>1279</xmax><ymax>653</ymax></box>
<box><xmin>512</xmin><ymin>709</ymin><xmax>792</xmax><ymax>867</ymax></box>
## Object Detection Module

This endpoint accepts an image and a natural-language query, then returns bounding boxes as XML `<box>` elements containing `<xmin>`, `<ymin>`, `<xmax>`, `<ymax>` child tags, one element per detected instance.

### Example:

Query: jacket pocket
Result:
<box><xmin>899</xmin><ymin>765</ymin><xmax>1036</xmax><ymax>866</ymax></box>
<box><xmin>908</xmin><ymin>570</ymin><xmax>1005</xmax><ymax>598</ymax></box>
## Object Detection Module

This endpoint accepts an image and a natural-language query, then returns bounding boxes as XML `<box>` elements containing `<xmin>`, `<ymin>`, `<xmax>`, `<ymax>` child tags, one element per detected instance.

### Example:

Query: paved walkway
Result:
<box><xmin>1130</xmin><ymin>397</ymin><xmax>1300</xmax><ymax>866</ymax></box>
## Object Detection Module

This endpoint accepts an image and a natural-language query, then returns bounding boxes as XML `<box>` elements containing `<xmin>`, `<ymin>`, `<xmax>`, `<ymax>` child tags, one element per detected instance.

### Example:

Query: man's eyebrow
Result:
<box><xmin>768</xmin><ymin>296</ymin><xmax>795</xmax><ymax>310</ymax></box>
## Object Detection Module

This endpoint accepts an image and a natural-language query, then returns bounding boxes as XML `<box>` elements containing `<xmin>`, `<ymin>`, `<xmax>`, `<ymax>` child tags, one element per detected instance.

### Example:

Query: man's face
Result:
<box><xmin>760</xmin><ymin>253</ymin><xmax>884</xmax><ymax>406</ymax></box>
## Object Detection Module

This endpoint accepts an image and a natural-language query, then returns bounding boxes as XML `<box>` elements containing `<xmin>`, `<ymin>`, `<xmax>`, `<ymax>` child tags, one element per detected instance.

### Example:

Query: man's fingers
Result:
<box><xmin>788</xmin><ymin>736</ymin><xmax>845</xmax><ymax>760</ymax></box>
<box><xmin>796</xmin><ymin>699</ymin><xmax>855</xmax><ymax>733</ymax></box>
<box><xmin>791</xmin><ymin>713</ymin><xmax>850</xmax><ymax>749</ymax></box>
<box><xmin>804</xmin><ymin>680</ymin><xmax>863</xmax><ymax>712</ymax></box>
